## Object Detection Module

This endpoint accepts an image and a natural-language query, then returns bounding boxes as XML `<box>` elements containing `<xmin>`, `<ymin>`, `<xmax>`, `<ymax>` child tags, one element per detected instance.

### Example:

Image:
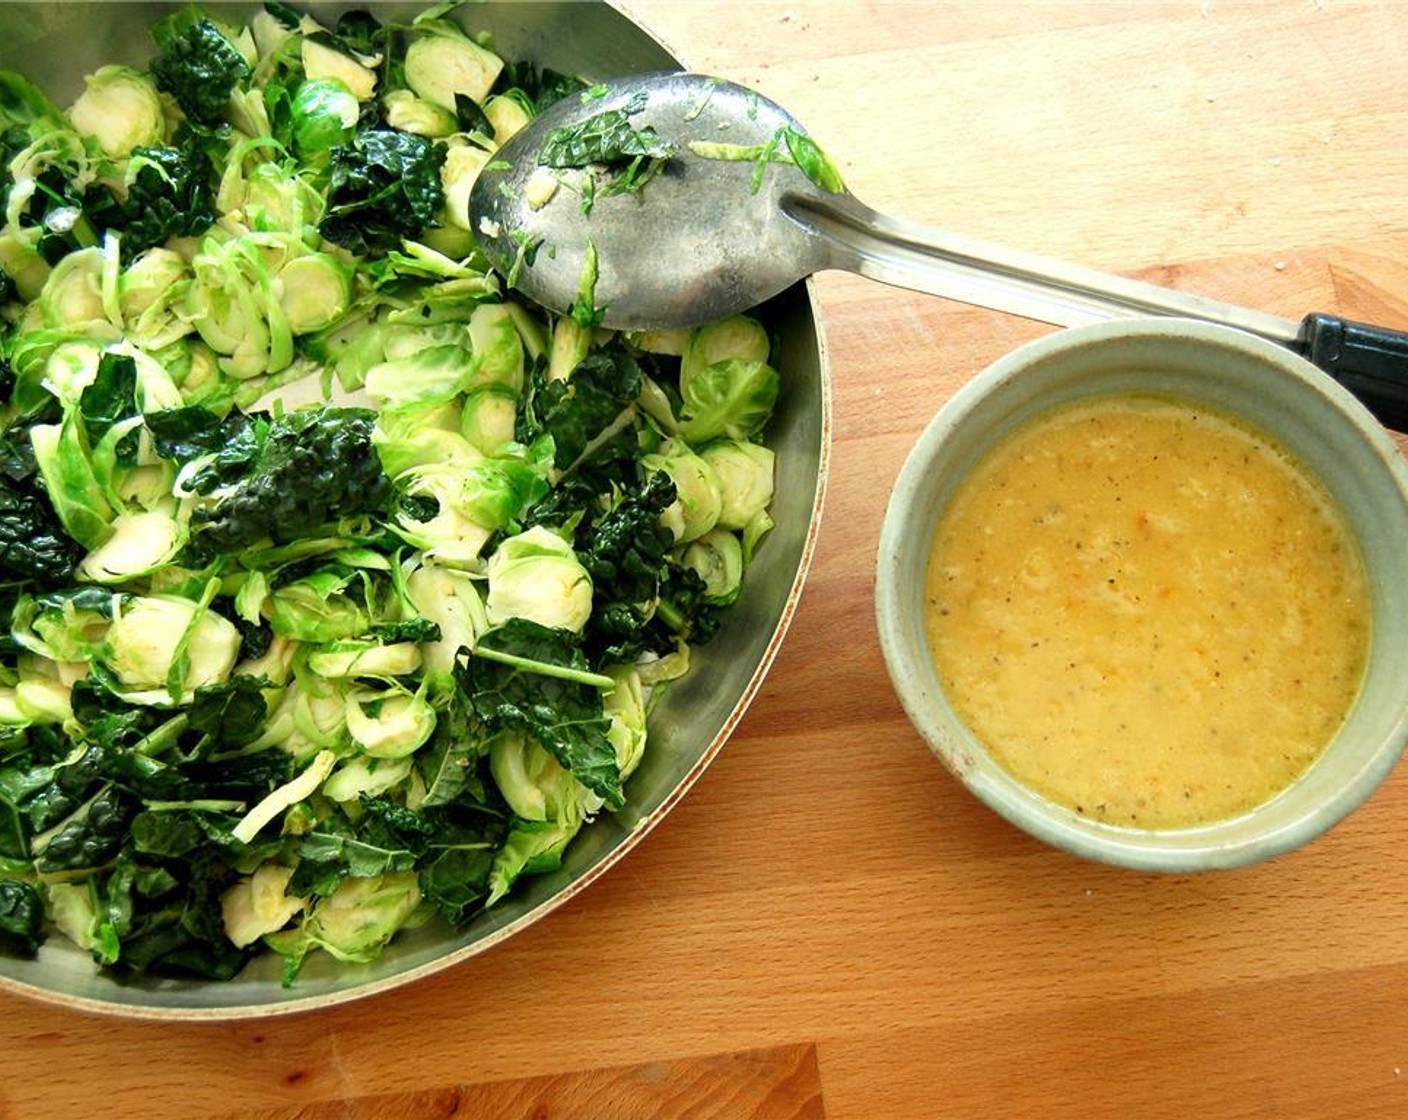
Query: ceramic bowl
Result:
<box><xmin>876</xmin><ymin>317</ymin><xmax>1408</xmax><ymax>871</ymax></box>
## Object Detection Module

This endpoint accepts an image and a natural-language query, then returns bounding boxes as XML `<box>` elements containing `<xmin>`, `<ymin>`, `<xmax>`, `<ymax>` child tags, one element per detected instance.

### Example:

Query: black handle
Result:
<box><xmin>1296</xmin><ymin>313</ymin><xmax>1408</xmax><ymax>432</ymax></box>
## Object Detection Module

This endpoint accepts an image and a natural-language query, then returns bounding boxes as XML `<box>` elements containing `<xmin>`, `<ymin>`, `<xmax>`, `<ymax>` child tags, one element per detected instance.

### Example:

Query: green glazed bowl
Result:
<box><xmin>876</xmin><ymin>317</ymin><xmax>1408</xmax><ymax>871</ymax></box>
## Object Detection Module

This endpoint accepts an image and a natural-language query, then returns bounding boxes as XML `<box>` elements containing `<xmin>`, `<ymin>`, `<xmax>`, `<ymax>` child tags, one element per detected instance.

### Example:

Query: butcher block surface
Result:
<box><xmin>5</xmin><ymin>4</ymin><xmax>1408</xmax><ymax>1118</ymax></box>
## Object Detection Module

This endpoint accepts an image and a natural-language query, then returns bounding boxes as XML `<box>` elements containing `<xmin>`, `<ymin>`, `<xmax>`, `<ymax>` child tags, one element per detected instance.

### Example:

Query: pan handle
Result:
<box><xmin>1297</xmin><ymin>313</ymin><xmax>1408</xmax><ymax>433</ymax></box>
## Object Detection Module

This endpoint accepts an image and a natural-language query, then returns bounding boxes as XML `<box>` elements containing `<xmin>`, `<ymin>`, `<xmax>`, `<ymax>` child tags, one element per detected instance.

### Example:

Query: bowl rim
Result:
<box><xmin>875</xmin><ymin>315</ymin><xmax>1408</xmax><ymax>872</ymax></box>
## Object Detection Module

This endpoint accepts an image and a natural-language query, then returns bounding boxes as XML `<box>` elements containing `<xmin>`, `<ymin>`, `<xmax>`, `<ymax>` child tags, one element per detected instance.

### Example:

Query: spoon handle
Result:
<box><xmin>786</xmin><ymin>191</ymin><xmax>1408</xmax><ymax>430</ymax></box>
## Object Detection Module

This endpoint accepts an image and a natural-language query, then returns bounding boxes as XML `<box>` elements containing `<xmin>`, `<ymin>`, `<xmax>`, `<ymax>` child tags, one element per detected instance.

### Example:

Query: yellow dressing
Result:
<box><xmin>924</xmin><ymin>394</ymin><xmax>1370</xmax><ymax>828</ymax></box>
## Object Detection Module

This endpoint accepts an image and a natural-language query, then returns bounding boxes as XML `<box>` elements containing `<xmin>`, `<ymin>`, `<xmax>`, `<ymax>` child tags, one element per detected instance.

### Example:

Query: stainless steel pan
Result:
<box><xmin>0</xmin><ymin>0</ymin><xmax>830</xmax><ymax>1018</ymax></box>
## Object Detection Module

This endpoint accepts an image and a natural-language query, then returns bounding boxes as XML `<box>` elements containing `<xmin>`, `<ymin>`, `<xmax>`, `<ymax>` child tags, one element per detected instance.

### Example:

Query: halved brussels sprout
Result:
<box><xmin>404</xmin><ymin>29</ymin><xmax>504</xmax><ymax>111</ymax></box>
<box><xmin>485</xmin><ymin>526</ymin><xmax>593</xmax><ymax>633</ymax></box>
<box><xmin>103</xmin><ymin>594</ymin><xmax>242</xmax><ymax>694</ymax></box>
<box><xmin>68</xmin><ymin>65</ymin><xmax>164</xmax><ymax>158</ymax></box>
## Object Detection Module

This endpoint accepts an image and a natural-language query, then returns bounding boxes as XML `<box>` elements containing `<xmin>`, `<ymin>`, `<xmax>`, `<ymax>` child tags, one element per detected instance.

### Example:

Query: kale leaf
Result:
<box><xmin>0</xmin><ymin>879</ymin><xmax>42</xmax><ymax>958</ymax></box>
<box><xmin>144</xmin><ymin>404</ymin><xmax>250</xmax><ymax>462</ymax></box>
<box><xmin>150</xmin><ymin>11</ymin><xmax>253</xmax><ymax>125</ymax></box>
<box><xmin>187</xmin><ymin>675</ymin><xmax>272</xmax><ymax>749</ymax></box>
<box><xmin>0</xmin><ymin>475</ymin><xmax>84</xmax><ymax>582</ymax></box>
<box><xmin>495</xmin><ymin>62</ymin><xmax>588</xmax><ymax>115</ymax></box>
<box><xmin>176</xmin><ymin>407</ymin><xmax>395</xmax><ymax>558</ymax></box>
<box><xmin>419</xmin><ymin>845</ymin><xmax>496</xmax><ymax>927</ymax></box>
<box><xmin>0</xmin><ymin>370</ymin><xmax>78</xmax><ymax>584</ymax></box>
<box><xmin>319</xmin><ymin>129</ymin><xmax>447</xmax><ymax>256</ymax></box>
<box><xmin>36</xmin><ymin>785</ymin><xmax>133</xmax><ymax>873</ymax></box>
<box><xmin>461</xmin><ymin>619</ymin><xmax>623</xmax><ymax>809</ymax></box>
<box><xmin>79</xmin><ymin>351</ymin><xmax>142</xmax><ymax>463</ymax></box>
<box><xmin>538</xmin><ymin>91</ymin><xmax>676</xmax><ymax>169</ymax></box>
<box><xmin>519</xmin><ymin>340</ymin><xmax>641</xmax><ymax>469</ymax></box>
<box><xmin>114</xmin><ymin>138</ymin><xmax>218</xmax><ymax>258</ymax></box>
<box><xmin>331</xmin><ymin>10</ymin><xmax>385</xmax><ymax>56</ymax></box>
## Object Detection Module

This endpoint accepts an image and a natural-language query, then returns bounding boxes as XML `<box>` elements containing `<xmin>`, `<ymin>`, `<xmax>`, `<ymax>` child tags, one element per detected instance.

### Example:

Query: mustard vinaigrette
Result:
<box><xmin>924</xmin><ymin>395</ymin><xmax>1371</xmax><ymax>828</ymax></box>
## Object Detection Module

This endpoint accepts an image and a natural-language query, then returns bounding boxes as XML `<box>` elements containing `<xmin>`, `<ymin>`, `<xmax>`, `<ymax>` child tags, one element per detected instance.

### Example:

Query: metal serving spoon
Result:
<box><xmin>470</xmin><ymin>72</ymin><xmax>1408</xmax><ymax>430</ymax></box>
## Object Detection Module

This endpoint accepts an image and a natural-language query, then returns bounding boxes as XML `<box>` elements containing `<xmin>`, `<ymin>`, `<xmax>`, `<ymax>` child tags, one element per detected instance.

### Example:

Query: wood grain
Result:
<box><xmin>4</xmin><ymin>4</ymin><xmax>1408</xmax><ymax>1120</ymax></box>
<box><xmin>214</xmin><ymin>1044</ymin><xmax>825</xmax><ymax>1120</ymax></box>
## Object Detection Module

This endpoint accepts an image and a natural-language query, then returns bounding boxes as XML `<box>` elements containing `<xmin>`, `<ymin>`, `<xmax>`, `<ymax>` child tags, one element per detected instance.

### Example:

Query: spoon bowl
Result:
<box><xmin>471</xmin><ymin>72</ymin><xmax>827</xmax><ymax>329</ymax></box>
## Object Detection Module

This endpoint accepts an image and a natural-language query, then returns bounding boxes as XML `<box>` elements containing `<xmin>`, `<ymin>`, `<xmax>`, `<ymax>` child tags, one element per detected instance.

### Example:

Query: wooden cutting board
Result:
<box><xmin>6</xmin><ymin>4</ymin><xmax>1408</xmax><ymax>1119</ymax></box>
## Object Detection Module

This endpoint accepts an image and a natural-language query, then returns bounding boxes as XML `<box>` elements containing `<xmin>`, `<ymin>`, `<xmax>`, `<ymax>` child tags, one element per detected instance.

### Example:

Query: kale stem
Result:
<box><xmin>470</xmin><ymin>645</ymin><xmax>615</xmax><ymax>690</ymax></box>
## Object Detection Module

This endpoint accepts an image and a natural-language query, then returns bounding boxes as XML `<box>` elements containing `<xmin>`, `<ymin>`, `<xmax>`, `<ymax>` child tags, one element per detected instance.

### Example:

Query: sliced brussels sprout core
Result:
<box><xmin>119</xmin><ymin>248</ymin><xmax>190</xmax><ymax>318</ymax></box>
<box><xmin>290</xmin><ymin>78</ymin><xmax>359</xmax><ymax>155</ymax></box>
<box><xmin>308</xmin><ymin>640</ymin><xmax>423</xmax><ymax>679</ymax></box>
<box><xmin>382</xmin><ymin>89</ymin><xmax>457</xmax><ymax>138</ymax></box>
<box><xmin>485</xmin><ymin>525</ymin><xmax>593</xmax><ymax>633</ymax></box>
<box><xmin>269</xmin><ymin>577</ymin><xmax>369</xmax><ymax>643</ymax></box>
<box><xmin>78</xmin><ymin>510</ymin><xmax>186</xmax><ymax>583</ymax></box>
<box><xmin>647</xmin><ymin>439</ymin><xmax>723</xmax><ymax>543</ymax></box>
<box><xmin>404</xmin><ymin>562</ymin><xmax>488</xmax><ymax>683</ymax></box>
<box><xmin>346</xmin><ymin>689</ymin><xmax>436</xmax><ymax>758</ymax></box>
<box><xmin>103</xmin><ymin>594</ymin><xmax>242</xmax><ymax>693</ymax></box>
<box><xmin>298</xmin><ymin>871</ymin><xmax>422</xmax><ymax>962</ymax></box>
<box><xmin>39</xmin><ymin>247</ymin><xmax>107</xmax><ymax>329</ymax></box>
<box><xmin>681</xmin><ymin>314</ymin><xmax>771</xmax><ymax>383</ymax></box>
<box><xmin>68</xmin><ymin>65</ymin><xmax>165</xmax><ymax>159</ymax></box>
<box><xmin>682</xmin><ymin>527</ymin><xmax>744</xmax><ymax>604</ymax></box>
<box><xmin>700</xmin><ymin>441</ymin><xmax>776</xmax><ymax>531</ymax></box>
<box><xmin>221</xmin><ymin>863</ymin><xmax>308</xmax><ymax>949</ymax></box>
<box><xmin>322</xmin><ymin>755</ymin><xmax>414</xmax><ymax>803</ymax></box>
<box><xmin>547</xmin><ymin>316</ymin><xmax>590</xmax><ymax>383</ymax></box>
<box><xmin>440</xmin><ymin>141</ymin><xmax>491</xmax><ymax>233</ymax></box>
<box><xmin>484</xmin><ymin>92</ymin><xmax>533</xmax><ymax>145</ymax></box>
<box><xmin>467</xmin><ymin>302</ymin><xmax>525</xmax><ymax>391</ymax></box>
<box><xmin>404</xmin><ymin>32</ymin><xmax>504</xmax><ymax>111</ymax></box>
<box><xmin>365</xmin><ymin>343</ymin><xmax>475</xmax><ymax>409</ymax></box>
<box><xmin>15</xmin><ymin>677</ymin><xmax>73</xmax><ymax>724</ymax></box>
<box><xmin>301</xmin><ymin>38</ymin><xmax>377</xmax><ymax>102</ymax></box>
<box><xmin>277</xmin><ymin>253</ymin><xmax>353</xmax><ymax>334</ymax></box>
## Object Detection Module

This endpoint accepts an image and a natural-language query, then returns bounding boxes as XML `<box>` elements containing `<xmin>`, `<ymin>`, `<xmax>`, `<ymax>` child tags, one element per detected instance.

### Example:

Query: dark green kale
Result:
<box><xmin>453</xmin><ymin>92</ymin><xmax>493</xmax><ymax>137</ymax></box>
<box><xmin>149</xmin><ymin>11</ymin><xmax>253</xmax><ymax>125</ymax></box>
<box><xmin>0</xmin><ymin>266</ymin><xmax>13</xmax><ymax>304</ymax></box>
<box><xmin>319</xmin><ymin>129</ymin><xmax>447</xmax><ymax>256</ymax></box>
<box><xmin>0</xmin><ymin>879</ymin><xmax>43</xmax><ymax>958</ymax></box>
<box><xmin>538</xmin><ymin>90</ymin><xmax>676</xmax><ymax>169</ymax></box>
<box><xmin>113</xmin><ymin>137</ymin><xmax>218</xmax><ymax>258</ymax></box>
<box><xmin>79</xmin><ymin>351</ymin><xmax>143</xmax><ymax>463</ymax></box>
<box><xmin>0</xmin><ymin>388</ymin><xmax>83</xmax><ymax>582</ymax></box>
<box><xmin>0</xmin><ymin>476</ymin><xmax>84</xmax><ymax>583</ymax></box>
<box><xmin>289</xmin><ymin>794</ymin><xmax>433</xmax><ymax>896</ymax></box>
<box><xmin>36</xmin><ymin>786</ymin><xmax>133</xmax><ymax>873</ymax></box>
<box><xmin>518</xmin><ymin>340</ymin><xmax>641</xmax><ymax>469</ymax></box>
<box><xmin>331</xmin><ymin>10</ymin><xmax>385</xmax><ymax>56</ymax></box>
<box><xmin>494</xmin><ymin>62</ymin><xmax>588</xmax><ymax>115</ymax></box>
<box><xmin>261</xmin><ymin>1</ymin><xmax>302</xmax><ymax>30</ymax></box>
<box><xmin>578</xmin><ymin>470</ymin><xmax>705</xmax><ymax>664</ymax></box>
<box><xmin>186</xmin><ymin>676</ymin><xmax>272</xmax><ymax>750</ymax></box>
<box><xmin>461</xmin><ymin>618</ymin><xmax>623</xmax><ymax>809</ymax></box>
<box><xmin>143</xmin><ymin>404</ymin><xmax>251</xmax><ymax>462</ymax></box>
<box><xmin>418</xmin><ymin>845</ymin><xmax>496</xmax><ymax>927</ymax></box>
<box><xmin>92</xmin><ymin>849</ymin><xmax>250</xmax><ymax>980</ymax></box>
<box><xmin>538</xmin><ymin>89</ymin><xmax>676</xmax><ymax>209</ymax></box>
<box><xmin>371</xmin><ymin>617</ymin><xmax>442</xmax><ymax>644</ymax></box>
<box><xmin>174</xmin><ymin>406</ymin><xmax>395</xmax><ymax>558</ymax></box>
